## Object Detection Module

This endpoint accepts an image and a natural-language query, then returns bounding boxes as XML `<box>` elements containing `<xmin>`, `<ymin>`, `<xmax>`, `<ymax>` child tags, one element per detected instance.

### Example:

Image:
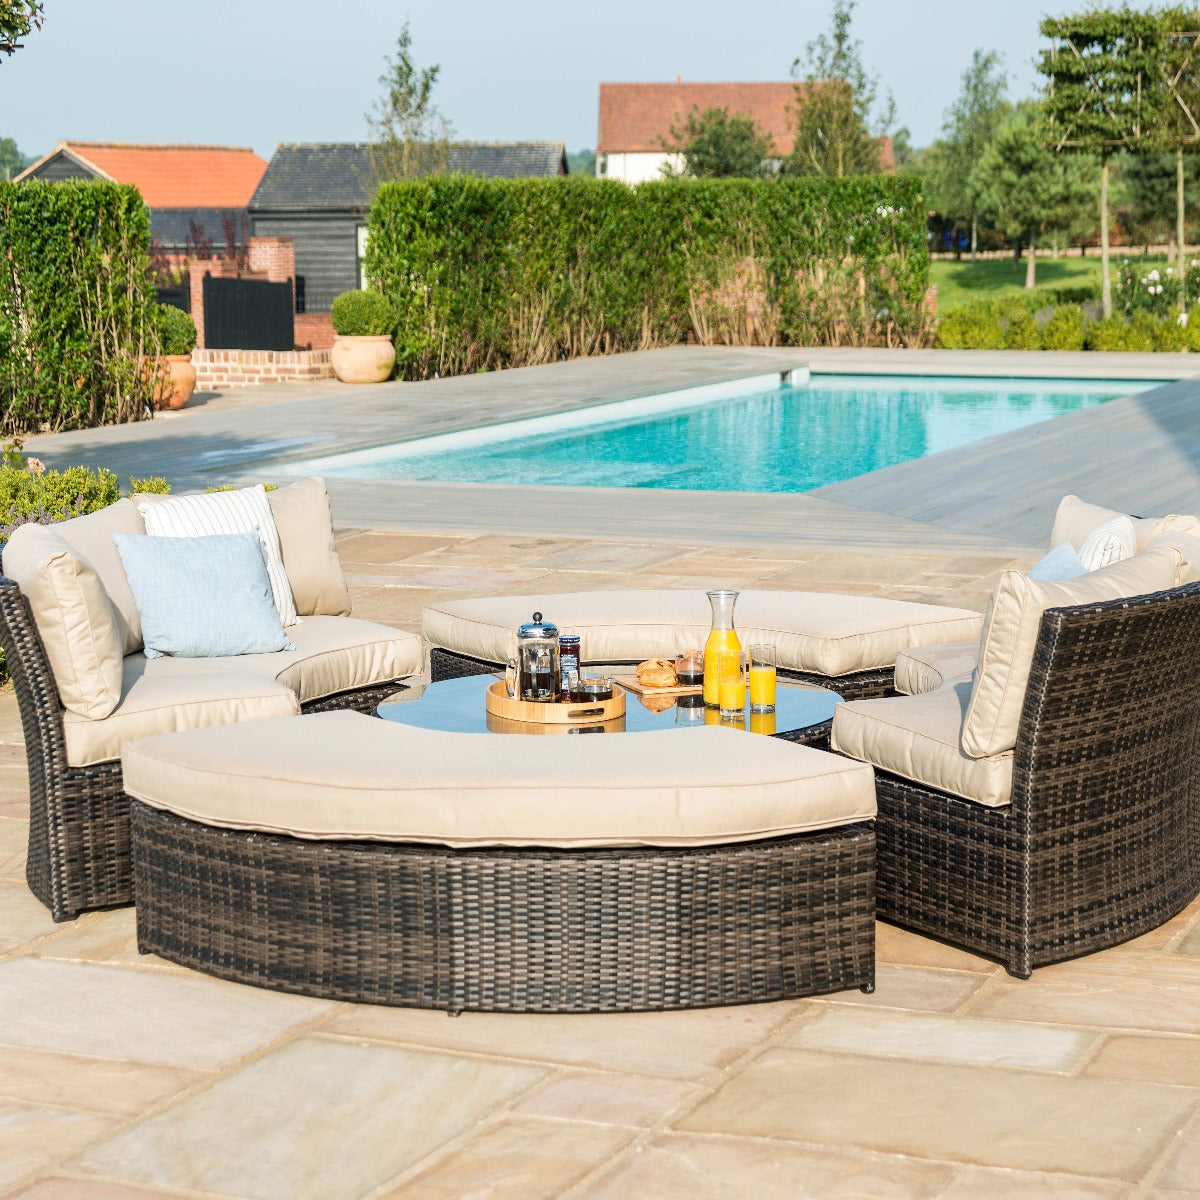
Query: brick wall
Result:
<box><xmin>295</xmin><ymin>312</ymin><xmax>336</xmax><ymax>350</ymax></box>
<box><xmin>194</xmin><ymin>349</ymin><xmax>333</xmax><ymax>390</ymax></box>
<box><xmin>189</xmin><ymin>237</ymin><xmax>298</xmax><ymax>350</ymax></box>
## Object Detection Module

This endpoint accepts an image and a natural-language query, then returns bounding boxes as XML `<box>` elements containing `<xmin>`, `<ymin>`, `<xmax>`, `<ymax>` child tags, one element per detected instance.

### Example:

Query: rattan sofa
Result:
<box><xmin>833</xmin><ymin>574</ymin><xmax>1200</xmax><ymax>977</ymax></box>
<box><xmin>0</xmin><ymin>479</ymin><xmax>423</xmax><ymax>922</ymax></box>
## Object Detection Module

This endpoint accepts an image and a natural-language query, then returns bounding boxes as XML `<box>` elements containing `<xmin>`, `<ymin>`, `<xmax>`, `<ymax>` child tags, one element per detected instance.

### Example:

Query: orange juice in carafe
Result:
<box><xmin>702</xmin><ymin>589</ymin><xmax>741</xmax><ymax>707</ymax></box>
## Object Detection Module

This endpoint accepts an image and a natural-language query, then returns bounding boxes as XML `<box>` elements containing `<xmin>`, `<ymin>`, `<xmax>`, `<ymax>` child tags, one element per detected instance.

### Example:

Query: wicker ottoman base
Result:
<box><xmin>131</xmin><ymin>802</ymin><xmax>876</xmax><ymax>1014</ymax></box>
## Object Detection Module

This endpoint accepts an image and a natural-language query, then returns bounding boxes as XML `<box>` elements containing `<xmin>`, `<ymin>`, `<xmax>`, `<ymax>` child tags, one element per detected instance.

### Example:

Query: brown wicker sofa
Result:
<box><xmin>832</xmin><ymin>554</ymin><xmax>1200</xmax><ymax>977</ymax></box>
<box><xmin>0</xmin><ymin>479</ymin><xmax>423</xmax><ymax>922</ymax></box>
<box><xmin>121</xmin><ymin>713</ymin><xmax>878</xmax><ymax>1013</ymax></box>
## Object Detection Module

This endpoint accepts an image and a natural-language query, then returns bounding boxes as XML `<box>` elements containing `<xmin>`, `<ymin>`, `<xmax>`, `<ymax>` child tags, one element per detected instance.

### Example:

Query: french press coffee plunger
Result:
<box><xmin>513</xmin><ymin>611</ymin><xmax>561</xmax><ymax>702</ymax></box>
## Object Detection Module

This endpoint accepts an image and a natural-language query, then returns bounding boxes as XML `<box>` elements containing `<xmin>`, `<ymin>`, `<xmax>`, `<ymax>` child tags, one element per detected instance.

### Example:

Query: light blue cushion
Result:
<box><xmin>113</xmin><ymin>531</ymin><xmax>295</xmax><ymax>659</ymax></box>
<box><xmin>1028</xmin><ymin>541</ymin><xmax>1089</xmax><ymax>582</ymax></box>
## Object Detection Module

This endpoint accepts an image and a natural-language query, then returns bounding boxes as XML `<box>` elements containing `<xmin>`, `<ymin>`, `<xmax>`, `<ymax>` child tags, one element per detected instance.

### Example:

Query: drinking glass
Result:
<box><xmin>748</xmin><ymin>642</ymin><xmax>777</xmax><ymax>713</ymax></box>
<box><xmin>717</xmin><ymin>649</ymin><xmax>746</xmax><ymax>720</ymax></box>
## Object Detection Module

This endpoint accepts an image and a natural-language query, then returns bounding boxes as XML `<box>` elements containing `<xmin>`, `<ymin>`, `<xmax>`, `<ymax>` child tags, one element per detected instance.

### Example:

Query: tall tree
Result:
<box><xmin>1039</xmin><ymin>8</ymin><xmax>1162</xmax><ymax>316</ymax></box>
<box><xmin>937</xmin><ymin>50</ymin><xmax>1009</xmax><ymax>260</ymax></box>
<box><xmin>0</xmin><ymin>1</ymin><xmax>42</xmax><ymax>59</ymax></box>
<box><xmin>0</xmin><ymin>136</ymin><xmax>23</xmax><ymax>179</ymax></box>
<box><xmin>660</xmin><ymin>106</ymin><xmax>775</xmax><ymax>178</ymax></box>
<box><xmin>785</xmin><ymin>0</ymin><xmax>893</xmax><ymax>177</ymax></box>
<box><xmin>972</xmin><ymin>102</ymin><xmax>1083</xmax><ymax>288</ymax></box>
<box><xmin>365</xmin><ymin>23</ymin><xmax>454</xmax><ymax>183</ymax></box>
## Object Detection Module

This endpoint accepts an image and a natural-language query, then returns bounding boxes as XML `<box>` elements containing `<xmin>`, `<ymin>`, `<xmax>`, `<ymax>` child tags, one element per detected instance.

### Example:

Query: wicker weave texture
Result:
<box><xmin>131</xmin><ymin>802</ymin><xmax>876</xmax><ymax>1013</ymax></box>
<box><xmin>875</xmin><ymin>582</ymin><xmax>1200</xmax><ymax>977</ymax></box>
<box><xmin>0</xmin><ymin>575</ymin><xmax>410</xmax><ymax>922</ymax></box>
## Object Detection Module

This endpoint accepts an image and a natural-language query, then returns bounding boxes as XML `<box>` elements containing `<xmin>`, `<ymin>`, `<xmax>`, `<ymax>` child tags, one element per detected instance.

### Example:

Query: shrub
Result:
<box><xmin>1041</xmin><ymin>283</ymin><xmax>1102</xmax><ymax>306</ymax></box>
<box><xmin>1040</xmin><ymin>305</ymin><xmax>1086</xmax><ymax>351</ymax></box>
<box><xmin>155</xmin><ymin>306</ymin><xmax>197</xmax><ymax>356</ymax></box>
<box><xmin>366</xmin><ymin>175</ymin><xmax>931</xmax><ymax>378</ymax></box>
<box><xmin>934</xmin><ymin>304</ymin><xmax>1004</xmax><ymax>349</ymax></box>
<box><xmin>0</xmin><ymin>180</ymin><xmax>159</xmax><ymax>433</ymax></box>
<box><xmin>1085</xmin><ymin>316</ymin><xmax>1135</xmax><ymax>351</ymax></box>
<box><xmin>1114</xmin><ymin>258</ymin><xmax>1182</xmax><ymax>318</ymax></box>
<box><xmin>1004</xmin><ymin>309</ymin><xmax>1040</xmax><ymax>350</ymax></box>
<box><xmin>1151</xmin><ymin>313</ymin><xmax>1188</xmax><ymax>352</ymax></box>
<box><xmin>129</xmin><ymin>475</ymin><xmax>171</xmax><ymax>494</ymax></box>
<box><xmin>330</xmin><ymin>290</ymin><xmax>398</xmax><ymax>337</ymax></box>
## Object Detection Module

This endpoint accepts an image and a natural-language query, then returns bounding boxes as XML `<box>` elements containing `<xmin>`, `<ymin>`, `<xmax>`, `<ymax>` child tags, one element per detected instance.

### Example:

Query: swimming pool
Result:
<box><xmin>288</xmin><ymin>373</ymin><xmax>1158</xmax><ymax>493</ymax></box>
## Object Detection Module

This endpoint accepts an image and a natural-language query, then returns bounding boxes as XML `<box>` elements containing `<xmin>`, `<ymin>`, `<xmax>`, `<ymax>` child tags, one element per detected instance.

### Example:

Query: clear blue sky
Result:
<box><xmin>2</xmin><ymin>0</ymin><xmax>1052</xmax><ymax>161</ymax></box>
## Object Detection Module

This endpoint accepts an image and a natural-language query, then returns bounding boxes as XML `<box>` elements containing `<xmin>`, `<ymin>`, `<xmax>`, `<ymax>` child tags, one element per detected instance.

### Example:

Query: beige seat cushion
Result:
<box><xmin>64</xmin><ymin>666</ymin><xmax>299</xmax><ymax>768</ymax></box>
<box><xmin>122</xmin><ymin>711</ymin><xmax>877</xmax><ymax>849</ymax></box>
<box><xmin>267</xmin><ymin>478</ymin><xmax>351</xmax><ymax>617</ymax></box>
<box><xmin>961</xmin><ymin>546</ymin><xmax>1182</xmax><ymax>759</ymax></box>
<box><xmin>134</xmin><ymin>616</ymin><xmax>424</xmax><ymax>706</ymax></box>
<box><xmin>832</xmin><ymin>683</ymin><xmax>1013</xmax><ymax>807</ymax></box>
<box><xmin>893</xmin><ymin>641</ymin><xmax>979</xmax><ymax>696</ymax></box>
<box><xmin>423</xmin><ymin>590</ymin><xmax>984</xmax><ymax>679</ymax></box>
<box><xmin>32</xmin><ymin>498</ymin><xmax>147</xmax><ymax>654</ymax></box>
<box><xmin>2</xmin><ymin>526</ymin><xmax>124</xmax><ymax>719</ymax></box>
<box><xmin>1051</xmin><ymin>495</ymin><xmax>1200</xmax><ymax>555</ymax></box>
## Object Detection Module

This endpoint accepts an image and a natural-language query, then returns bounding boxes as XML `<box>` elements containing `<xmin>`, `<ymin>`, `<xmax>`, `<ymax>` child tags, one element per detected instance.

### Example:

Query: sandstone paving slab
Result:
<box><xmin>0</xmin><ymin>958</ymin><xmax>331</xmax><ymax>1070</ymax></box>
<box><xmin>523</xmin><ymin>542</ymin><xmax>690</xmax><ymax>573</ymax></box>
<box><xmin>402</xmin><ymin>534</ymin><xmax>588</xmax><ymax>568</ymax></box>
<box><xmin>0</xmin><ymin>817</ymin><xmax>27</xmax><ymax>879</ymax></box>
<box><xmin>0</xmin><ymin>791</ymin><xmax>31</xmax><ymax>820</ymax></box>
<box><xmin>1178</xmin><ymin>921</ymin><xmax>1200</xmax><ymax>959</ymax></box>
<box><xmin>573</xmin><ymin>1131</ymin><xmax>960</xmax><ymax>1199</ymax></box>
<box><xmin>73</xmin><ymin>1037</ymin><xmax>547</xmax><ymax>1200</ymax></box>
<box><xmin>873</xmin><ymin>923</ymin><xmax>1001</xmax><ymax>973</ymax></box>
<box><xmin>379</xmin><ymin>1115</ymin><xmax>633</xmax><ymax>1199</ymax></box>
<box><xmin>5</xmin><ymin>1178</ymin><xmax>206</xmax><ymax>1200</ymax></box>
<box><xmin>28</xmin><ymin>909</ymin><xmax>169</xmax><ymax>971</ymax></box>
<box><xmin>780</xmin><ymin>1007</ymin><xmax>1096</xmax><ymax>1072</ymax></box>
<box><xmin>647</xmin><ymin>552</ymin><xmax>810</xmax><ymax>580</ymax></box>
<box><xmin>0</xmin><ymin>881</ymin><xmax>58</xmax><ymax>956</ymax></box>
<box><xmin>344</xmin><ymin>564</ymin><xmax>549</xmax><ymax>591</ymax></box>
<box><xmin>0</xmin><ymin>1044</ymin><xmax>201</xmax><ymax>1117</ymax></box>
<box><xmin>319</xmin><ymin>999</ymin><xmax>801</xmax><ymax>1080</ymax></box>
<box><xmin>335</xmin><ymin>532</ymin><xmax>468</xmax><ymax>564</ymax></box>
<box><xmin>1085</xmin><ymin>1036</ymin><xmax>1200</xmax><ymax>1088</ymax></box>
<box><xmin>1153</xmin><ymin>1115</ymin><xmax>1200</xmax><ymax>1191</ymax></box>
<box><xmin>511</xmin><ymin>1072</ymin><xmax>698</xmax><ymax>1128</ymax></box>
<box><xmin>936</xmin><ymin>1166</ymin><xmax>1131</xmax><ymax>1197</ymax></box>
<box><xmin>677</xmin><ymin>1047</ymin><xmax>1198</xmax><ymax>1179</ymax></box>
<box><xmin>967</xmin><ymin>957</ymin><xmax>1200</xmax><ymax>1035</ymax></box>
<box><xmin>821</xmin><ymin>964</ymin><xmax>987</xmax><ymax>1013</ymax></box>
<box><xmin>0</xmin><ymin>1103</ymin><xmax>116</xmax><ymax>1195</ymax></box>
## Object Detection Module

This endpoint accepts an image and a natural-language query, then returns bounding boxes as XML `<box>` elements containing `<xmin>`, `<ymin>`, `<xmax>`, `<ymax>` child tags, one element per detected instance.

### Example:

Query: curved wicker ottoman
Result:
<box><xmin>422</xmin><ymin>590</ymin><xmax>985</xmax><ymax>701</ymax></box>
<box><xmin>123</xmin><ymin>711</ymin><xmax>878</xmax><ymax>1014</ymax></box>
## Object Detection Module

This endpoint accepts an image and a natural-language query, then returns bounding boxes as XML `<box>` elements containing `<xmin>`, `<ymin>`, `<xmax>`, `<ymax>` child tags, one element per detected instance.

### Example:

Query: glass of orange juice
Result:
<box><xmin>717</xmin><ymin>649</ymin><xmax>746</xmax><ymax>720</ymax></box>
<box><xmin>748</xmin><ymin>643</ymin><xmax>777</xmax><ymax>713</ymax></box>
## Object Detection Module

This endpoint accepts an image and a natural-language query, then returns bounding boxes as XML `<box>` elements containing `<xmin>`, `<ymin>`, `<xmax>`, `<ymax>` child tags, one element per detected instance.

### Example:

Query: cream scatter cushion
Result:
<box><xmin>267</xmin><ymin>478</ymin><xmax>351</xmax><ymax>617</ymax></box>
<box><xmin>1051</xmin><ymin>495</ymin><xmax>1200</xmax><ymax>554</ymax></box>
<box><xmin>138</xmin><ymin>485</ymin><xmax>298</xmax><ymax>627</ymax></box>
<box><xmin>121</xmin><ymin>712</ymin><xmax>878</xmax><ymax>849</ymax></box>
<box><xmin>1077</xmin><ymin>515</ymin><xmax>1137</xmax><ymax>571</ymax></box>
<box><xmin>961</xmin><ymin>545</ymin><xmax>1182</xmax><ymax>759</ymax></box>
<box><xmin>2</xmin><ymin>525</ymin><xmax>124</xmax><ymax>719</ymax></box>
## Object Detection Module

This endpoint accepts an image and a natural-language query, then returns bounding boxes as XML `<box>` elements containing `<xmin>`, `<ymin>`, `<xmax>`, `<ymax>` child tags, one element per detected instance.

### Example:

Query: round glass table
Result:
<box><xmin>377</xmin><ymin>674</ymin><xmax>841</xmax><ymax>745</ymax></box>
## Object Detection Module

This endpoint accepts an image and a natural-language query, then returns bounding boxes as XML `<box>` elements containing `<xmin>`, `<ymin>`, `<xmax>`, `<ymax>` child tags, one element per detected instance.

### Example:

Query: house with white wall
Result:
<box><xmin>595</xmin><ymin>81</ymin><xmax>800</xmax><ymax>183</ymax></box>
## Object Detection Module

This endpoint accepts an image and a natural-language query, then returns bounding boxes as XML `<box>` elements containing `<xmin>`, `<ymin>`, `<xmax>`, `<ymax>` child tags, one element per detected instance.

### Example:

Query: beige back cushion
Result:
<box><xmin>2</xmin><ymin>525</ymin><xmax>124</xmax><ymax>718</ymax></box>
<box><xmin>961</xmin><ymin>546</ymin><xmax>1183</xmax><ymax>759</ymax></box>
<box><xmin>1051</xmin><ymin>495</ymin><xmax>1200</xmax><ymax>554</ymax></box>
<box><xmin>267</xmin><ymin>478</ymin><xmax>351</xmax><ymax>617</ymax></box>
<box><xmin>46</xmin><ymin>498</ymin><xmax>147</xmax><ymax>654</ymax></box>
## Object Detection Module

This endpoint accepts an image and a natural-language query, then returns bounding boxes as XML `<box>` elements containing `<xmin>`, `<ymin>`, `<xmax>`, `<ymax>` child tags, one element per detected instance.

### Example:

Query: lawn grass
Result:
<box><xmin>930</xmin><ymin>253</ymin><xmax>1173</xmax><ymax>313</ymax></box>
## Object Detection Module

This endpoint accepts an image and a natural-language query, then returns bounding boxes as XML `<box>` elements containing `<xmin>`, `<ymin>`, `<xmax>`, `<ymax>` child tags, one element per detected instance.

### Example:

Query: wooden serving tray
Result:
<box><xmin>485</xmin><ymin>680</ymin><xmax>626</xmax><ymax>724</ymax></box>
<box><xmin>614</xmin><ymin>674</ymin><xmax>703</xmax><ymax>697</ymax></box>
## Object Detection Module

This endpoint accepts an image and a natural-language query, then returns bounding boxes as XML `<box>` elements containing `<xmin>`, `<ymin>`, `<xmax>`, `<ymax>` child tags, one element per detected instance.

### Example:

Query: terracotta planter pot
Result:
<box><xmin>331</xmin><ymin>335</ymin><xmax>396</xmax><ymax>384</ymax></box>
<box><xmin>155</xmin><ymin>355</ymin><xmax>196</xmax><ymax>411</ymax></box>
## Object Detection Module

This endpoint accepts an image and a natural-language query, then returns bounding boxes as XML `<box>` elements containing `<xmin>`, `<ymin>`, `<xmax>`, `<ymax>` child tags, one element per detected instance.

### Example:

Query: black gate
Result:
<box><xmin>202</xmin><ymin>274</ymin><xmax>294</xmax><ymax>351</ymax></box>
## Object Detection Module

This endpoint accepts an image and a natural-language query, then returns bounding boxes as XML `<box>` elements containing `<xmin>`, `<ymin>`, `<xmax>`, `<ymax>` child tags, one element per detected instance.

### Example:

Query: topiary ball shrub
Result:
<box><xmin>155</xmin><ymin>305</ymin><xmax>197</xmax><ymax>356</ymax></box>
<box><xmin>1040</xmin><ymin>306</ymin><xmax>1086</xmax><ymax>351</ymax></box>
<box><xmin>330</xmin><ymin>290</ymin><xmax>398</xmax><ymax>337</ymax></box>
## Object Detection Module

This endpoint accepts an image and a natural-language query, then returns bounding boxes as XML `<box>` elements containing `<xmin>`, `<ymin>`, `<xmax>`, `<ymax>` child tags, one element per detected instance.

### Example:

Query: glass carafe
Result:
<box><xmin>703</xmin><ymin>589</ymin><xmax>741</xmax><ymax>708</ymax></box>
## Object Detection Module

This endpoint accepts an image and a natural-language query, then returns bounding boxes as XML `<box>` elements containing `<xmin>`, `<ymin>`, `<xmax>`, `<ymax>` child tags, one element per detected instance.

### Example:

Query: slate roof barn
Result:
<box><xmin>249</xmin><ymin>142</ymin><xmax>568</xmax><ymax>313</ymax></box>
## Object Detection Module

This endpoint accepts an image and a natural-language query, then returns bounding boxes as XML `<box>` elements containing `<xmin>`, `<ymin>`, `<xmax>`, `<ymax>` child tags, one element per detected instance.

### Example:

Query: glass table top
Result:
<box><xmin>377</xmin><ymin>674</ymin><xmax>841</xmax><ymax>737</ymax></box>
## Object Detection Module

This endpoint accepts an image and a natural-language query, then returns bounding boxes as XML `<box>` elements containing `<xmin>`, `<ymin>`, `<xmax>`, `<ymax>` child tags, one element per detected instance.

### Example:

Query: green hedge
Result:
<box><xmin>0</xmin><ymin>180</ymin><xmax>160</xmax><ymax>434</ymax></box>
<box><xmin>935</xmin><ymin>294</ymin><xmax>1200</xmax><ymax>352</ymax></box>
<box><xmin>365</xmin><ymin>175</ymin><xmax>931</xmax><ymax>378</ymax></box>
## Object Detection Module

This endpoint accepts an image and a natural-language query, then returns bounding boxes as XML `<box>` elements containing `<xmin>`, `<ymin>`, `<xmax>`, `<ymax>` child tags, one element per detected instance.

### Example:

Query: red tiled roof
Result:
<box><xmin>598</xmin><ymin>82</ymin><xmax>807</xmax><ymax>155</ymax></box>
<box><xmin>34</xmin><ymin>142</ymin><xmax>269</xmax><ymax>207</ymax></box>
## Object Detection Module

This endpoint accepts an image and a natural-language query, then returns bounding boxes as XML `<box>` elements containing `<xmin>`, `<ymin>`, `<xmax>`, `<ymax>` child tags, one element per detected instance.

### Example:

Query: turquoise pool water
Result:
<box><xmin>292</xmin><ymin>374</ymin><xmax>1158</xmax><ymax>493</ymax></box>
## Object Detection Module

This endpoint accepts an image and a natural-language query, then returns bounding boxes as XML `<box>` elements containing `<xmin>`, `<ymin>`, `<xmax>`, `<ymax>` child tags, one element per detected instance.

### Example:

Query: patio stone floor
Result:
<box><xmin>2</xmin><ymin>526</ymin><xmax>1200</xmax><ymax>1198</ymax></box>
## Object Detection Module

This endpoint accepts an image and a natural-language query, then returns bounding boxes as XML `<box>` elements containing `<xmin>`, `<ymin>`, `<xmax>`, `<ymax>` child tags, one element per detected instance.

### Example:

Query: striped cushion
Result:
<box><xmin>138</xmin><ymin>485</ymin><xmax>298</xmax><ymax>627</ymax></box>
